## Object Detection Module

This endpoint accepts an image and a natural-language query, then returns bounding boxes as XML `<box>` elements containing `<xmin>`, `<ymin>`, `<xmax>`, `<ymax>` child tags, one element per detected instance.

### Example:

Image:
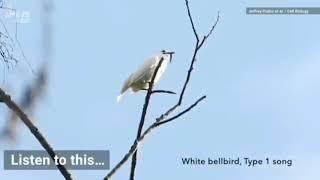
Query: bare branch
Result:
<box><xmin>156</xmin><ymin>0</ymin><xmax>219</xmax><ymax>123</ymax></box>
<box><xmin>206</xmin><ymin>11</ymin><xmax>220</xmax><ymax>39</ymax></box>
<box><xmin>198</xmin><ymin>11</ymin><xmax>220</xmax><ymax>49</ymax></box>
<box><xmin>178</xmin><ymin>1</ymin><xmax>219</xmax><ymax>106</ymax></box>
<box><xmin>129</xmin><ymin>58</ymin><xmax>165</xmax><ymax>180</ymax></box>
<box><xmin>185</xmin><ymin>0</ymin><xmax>199</xmax><ymax>42</ymax></box>
<box><xmin>0</xmin><ymin>88</ymin><xmax>73</xmax><ymax>180</ymax></box>
<box><xmin>156</xmin><ymin>95</ymin><xmax>206</xmax><ymax>127</ymax></box>
<box><xmin>104</xmin><ymin>96</ymin><xmax>206</xmax><ymax>180</ymax></box>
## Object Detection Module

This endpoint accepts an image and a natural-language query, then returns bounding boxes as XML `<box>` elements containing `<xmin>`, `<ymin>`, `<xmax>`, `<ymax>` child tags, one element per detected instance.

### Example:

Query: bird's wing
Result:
<box><xmin>133</xmin><ymin>53</ymin><xmax>171</xmax><ymax>85</ymax></box>
<box><xmin>119</xmin><ymin>58</ymin><xmax>156</xmax><ymax>94</ymax></box>
<box><xmin>131</xmin><ymin>57</ymin><xmax>159</xmax><ymax>84</ymax></box>
<box><xmin>117</xmin><ymin>53</ymin><xmax>170</xmax><ymax>102</ymax></box>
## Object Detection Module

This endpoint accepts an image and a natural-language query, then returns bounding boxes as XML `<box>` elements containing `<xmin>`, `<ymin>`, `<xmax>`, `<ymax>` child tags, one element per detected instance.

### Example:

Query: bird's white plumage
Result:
<box><xmin>117</xmin><ymin>50</ymin><xmax>173</xmax><ymax>102</ymax></box>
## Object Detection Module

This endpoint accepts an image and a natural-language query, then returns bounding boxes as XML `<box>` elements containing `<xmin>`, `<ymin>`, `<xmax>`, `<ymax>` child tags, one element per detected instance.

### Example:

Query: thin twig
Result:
<box><xmin>152</xmin><ymin>90</ymin><xmax>176</xmax><ymax>94</ymax></box>
<box><xmin>104</xmin><ymin>96</ymin><xmax>206</xmax><ymax>180</ymax></box>
<box><xmin>185</xmin><ymin>0</ymin><xmax>199</xmax><ymax>42</ymax></box>
<box><xmin>141</xmin><ymin>88</ymin><xmax>176</xmax><ymax>95</ymax></box>
<box><xmin>198</xmin><ymin>11</ymin><xmax>220</xmax><ymax>49</ymax></box>
<box><xmin>161</xmin><ymin>0</ymin><xmax>219</xmax><ymax>115</ymax></box>
<box><xmin>178</xmin><ymin>0</ymin><xmax>219</xmax><ymax>106</ymax></box>
<box><xmin>129</xmin><ymin>58</ymin><xmax>165</xmax><ymax>180</ymax></box>
<box><xmin>156</xmin><ymin>95</ymin><xmax>206</xmax><ymax>126</ymax></box>
<box><xmin>0</xmin><ymin>88</ymin><xmax>73</xmax><ymax>180</ymax></box>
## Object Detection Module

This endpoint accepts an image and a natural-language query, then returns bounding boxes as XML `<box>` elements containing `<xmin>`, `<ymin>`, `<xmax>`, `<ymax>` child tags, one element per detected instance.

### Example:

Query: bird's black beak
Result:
<box><xmin>161</xmin><ymin>50</ymin><xmax>174</xmax><ymax>55</ymax></box>
<box><xmin>162</xmin><ymin>51</ymin><xmax>174</xmax><ymax>62</ymax></box>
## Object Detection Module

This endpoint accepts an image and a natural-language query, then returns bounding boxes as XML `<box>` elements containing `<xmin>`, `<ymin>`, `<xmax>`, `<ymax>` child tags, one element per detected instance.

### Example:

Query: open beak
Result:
<box><xmin>164</xmin><ymin>51</ymin><xmax>175</xmax><ymax>55</ymax></box>
<box><xmin>163</xmin><ymin>51</ymin><xmax>174</xmax><ymax>62</ymax></box>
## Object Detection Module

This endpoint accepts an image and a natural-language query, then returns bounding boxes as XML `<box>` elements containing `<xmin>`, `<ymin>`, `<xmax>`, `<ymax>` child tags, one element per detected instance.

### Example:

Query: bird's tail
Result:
<box><xmin>117</xmin><ymin>76</ymin><xmax>132</xmax><ymax>103</ymax></box>
<box><xmin>117</xmin><ymin>94</ymin><xmax>124</xmax><ymax>103</ymax></box>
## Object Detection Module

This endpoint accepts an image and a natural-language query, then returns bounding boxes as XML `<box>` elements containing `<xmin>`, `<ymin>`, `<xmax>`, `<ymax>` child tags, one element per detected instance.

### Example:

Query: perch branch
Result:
<box><xmin>0</xmin><ymin>88</ymin><xmax>73</xmax><ymax>180</ymax></box>
<box><xmin>129</xmin><ymin>58</ymin><xmax>165</xmax><ymax>180</ymax></box>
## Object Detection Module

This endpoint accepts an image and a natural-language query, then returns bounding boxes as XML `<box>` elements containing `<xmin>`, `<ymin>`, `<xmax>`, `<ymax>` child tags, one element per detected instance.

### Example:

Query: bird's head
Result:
<box><xmin>161</xmin><ymin>50</ymin><xmax>175</xmax><ymax>62</ymax></box>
